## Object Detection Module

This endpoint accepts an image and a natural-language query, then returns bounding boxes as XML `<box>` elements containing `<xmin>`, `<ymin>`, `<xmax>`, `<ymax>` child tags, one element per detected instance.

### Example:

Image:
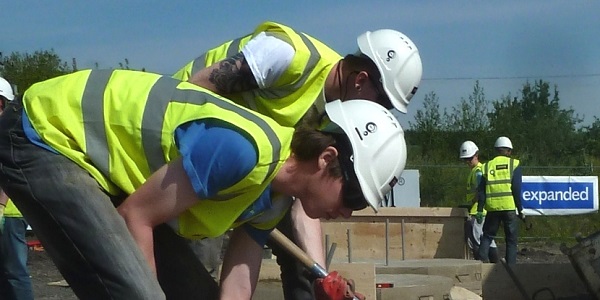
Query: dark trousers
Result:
<box><xmin>479</xmin><ymin>210</ymin><xmax>519</xmax><ymax>264</ymax></box>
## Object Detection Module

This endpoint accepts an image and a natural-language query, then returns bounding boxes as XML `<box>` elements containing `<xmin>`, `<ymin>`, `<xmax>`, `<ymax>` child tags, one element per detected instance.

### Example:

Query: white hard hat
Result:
<box><xmin>494</xmin><ymin>136</ymin><xmax>513</xmax><ymax>149</ymax></box>
<box><xmin>357</xmin><ymin>29</ymin><xmax>422</xmax><ymax>114</ymax></box>
<box><xmin>324</xmin><ymin>99</ymin><xmax>407</xmax><ymax>212</ymax></box>
<box><xmin>459</xmin><ymin>141</ymin><xmax>479</xmax><ymax>159</ymax></box>
<box><xmin>0</xmin><ymin>77</ymin><xmax>15</xmax><ymax>101</ymax></box>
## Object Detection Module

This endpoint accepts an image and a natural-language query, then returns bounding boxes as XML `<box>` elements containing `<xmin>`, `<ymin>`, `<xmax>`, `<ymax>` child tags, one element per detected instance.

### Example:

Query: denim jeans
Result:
<box><xmin>479</xmin><ymin>210</ymin><xmax>519</xmax><ymax>264</ymax></box>
<box><xmin>0</xmin><ymin>217</ymin><xmax>33</xmax><ymax>300</ymax></box>
<box><xmin>0</xmin><ymin>100</ymin><xmax>167</xmax><ymax>299</ymax></box>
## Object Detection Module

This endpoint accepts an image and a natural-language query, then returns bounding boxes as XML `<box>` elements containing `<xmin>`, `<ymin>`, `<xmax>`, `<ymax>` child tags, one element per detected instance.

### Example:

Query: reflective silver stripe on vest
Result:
<box><xmin>488</xmin><ymin>191</ymin><xmax>513</xmax><ymax>198</ymax></box>
<box><xmin>488</xmin><ymin>179</ymin><xmax>512</xmax><ymax>185</ymax></box>
<box><xmin>81</xmin><ymin>71</ymin><xmax>282</xmax><ymax>200</ymax></box>
<box><xmin>142</xmin><ymin>77</ymin><xmax>177</xmax><ymax>172</ymax></box>
<box><xmin>190</xmin><ymin>37</ymin><xmax>244</xmax><ymax>76</ymax></box>
<box><xmin>227</xmin><ymin>37</ymin><xmax>243</xmax><ymax>58</ymax></box>
<box><xmin>190</xmin><ymin>53</ymin><xmax>206</xmax><ymax>78</ymax></box>
<box><xmin>247</xmin><ymin>195</ymin><xmax>293</xmax><ymax>226</ymax></box>
<box><xmin>82</xmin><ymin>70</ymin><xmax>112</xmax><ymax>176</ymax></box>
<box><xmin>258</xmin><ymin>32</ymin><xmax>321</xmax><ymax>100</ymax></box>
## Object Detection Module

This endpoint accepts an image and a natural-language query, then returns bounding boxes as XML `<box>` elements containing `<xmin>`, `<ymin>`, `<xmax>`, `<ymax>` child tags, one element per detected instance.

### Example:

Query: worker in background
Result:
<box><xmin>0</xmin><ymin>77</ymin><xmax>34</xmax><ymax>300</ymax></box>
<box><xmin>459</xmin><ymin>140</ymin><xmax>498</xmax><ymax>263</ymax></box>
<box><xmin>172</xmin><ymin>20</ymin><xmax>422</xmax><ymax>299</ymax></box>
<box><xmin>477</xmin><ymin>136</ymin><xmax>524</xmax><ymax>264</ymax></box>
<box><xmin>0</xmin><ymin>69</ymin><xmax>407</xmax><ymax>299</ymax></box>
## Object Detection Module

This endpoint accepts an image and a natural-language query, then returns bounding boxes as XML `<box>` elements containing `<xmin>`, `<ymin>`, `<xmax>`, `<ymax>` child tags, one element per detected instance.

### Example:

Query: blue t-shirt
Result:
<box><xmin>174</xmin><ymin>120</ymin><xmax>275</xmax><ymax>244</ymax></box>
<box><xmin>23</xmin><ymin>112</ymin><xmax>276</xmax><ymax>245</ymax></box>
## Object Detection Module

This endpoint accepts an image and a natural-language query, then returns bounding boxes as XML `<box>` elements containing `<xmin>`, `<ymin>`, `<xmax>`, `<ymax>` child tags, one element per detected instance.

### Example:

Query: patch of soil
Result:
<box><xmin>517</xmin><ymin>246</ymin><xmax>571</xmax><ymax>264</ymax></box>
<box><xmin>515</xmin><ymin>241</ymin><xmax>572</xmax><ymax>264</ymax></box>
<box><xmin>28</xmin><ymin>248</ymin><xmax>77</xmax><ymax>300</ymax></box>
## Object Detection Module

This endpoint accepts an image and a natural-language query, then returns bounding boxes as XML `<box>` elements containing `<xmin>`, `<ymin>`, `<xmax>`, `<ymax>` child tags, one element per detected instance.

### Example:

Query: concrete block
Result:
<box><xmin>257</xmin><ymin>259</ymin><xmax>376</xmax><ymax>300</ymax></box>
<box><xmin>449</xmin><ymin>286</ymin><xmax>482</xmax><ymax>300</ymax></box>
<box><xmin>376</xmin><ymin>259</ymin><xmax>483</xmax><ymax>295</ymax></box>
<box><xmin>376</xmin><ymin>274</ymin><xmax>453</xmax><ymax>300</ymax></box>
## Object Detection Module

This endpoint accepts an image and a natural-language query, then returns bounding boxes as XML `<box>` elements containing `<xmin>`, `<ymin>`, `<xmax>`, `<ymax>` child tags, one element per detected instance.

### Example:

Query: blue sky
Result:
<box><xmin>2</xmin><ymin>1</ymin><xmax>599</xmax><ymax>128</ymax></box>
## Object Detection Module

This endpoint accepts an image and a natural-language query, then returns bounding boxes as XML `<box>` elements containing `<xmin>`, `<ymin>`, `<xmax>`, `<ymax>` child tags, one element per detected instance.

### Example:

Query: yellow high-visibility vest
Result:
<box><xmin>173</xmin><ymin>21</ymin><xmax>342</xmax><ymax>127</ymax></box>
<box><xmin>466</xmin><ymin>162</ymin><xmax>487</xmax><ymax>215</ymax></box>
<box><xmin>23</xmin><ymin>69</ymin><xmax>294</xmax><ymax>238</ymax></box>
<box><xmin>483</xmin><ymin>156</ymin><xmax>520</xmax><ymax>211</ymax></box>
<box><xmin>4</xmin><ymin>199</ymin><xmax>23</xmax><ymax>218</ymax></box>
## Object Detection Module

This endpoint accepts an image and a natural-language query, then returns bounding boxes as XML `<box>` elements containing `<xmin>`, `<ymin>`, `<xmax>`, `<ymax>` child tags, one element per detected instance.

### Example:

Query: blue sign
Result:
<box><xmin>522</xmin><ymin>176</ymin><xmax>598</xmax><ymax>216</ymax></box>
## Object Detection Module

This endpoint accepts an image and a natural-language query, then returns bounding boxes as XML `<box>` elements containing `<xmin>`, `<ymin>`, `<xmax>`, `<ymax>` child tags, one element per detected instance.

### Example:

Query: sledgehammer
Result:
<box><xmin>269</xmin><ymin>228</ymin><xmax>362</xmax><ymax>300</ymax></box>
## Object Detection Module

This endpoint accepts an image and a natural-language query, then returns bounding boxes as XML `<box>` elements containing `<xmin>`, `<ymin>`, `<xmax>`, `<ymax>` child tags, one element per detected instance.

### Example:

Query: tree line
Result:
<box><xmin>404</xmin><ymin>77</ymin><xmax>600</xmax><ymax>241</ymax></box>
<box><xmin>407</xmin><ymin>80</ymin><xmax>600</xmax><ymax>207</ymax></box>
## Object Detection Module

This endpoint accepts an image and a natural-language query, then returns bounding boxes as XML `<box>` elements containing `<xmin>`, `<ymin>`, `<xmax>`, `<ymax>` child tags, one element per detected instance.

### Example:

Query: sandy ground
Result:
<box><xmin>28</xmin><ymin>245</ymin><xmax>277</xmax><ymax>300</ymax></box>
<box><xmin>25</xmin><ymin>239</ymin><xmax>574</xmax><ymax>300</ymax></box>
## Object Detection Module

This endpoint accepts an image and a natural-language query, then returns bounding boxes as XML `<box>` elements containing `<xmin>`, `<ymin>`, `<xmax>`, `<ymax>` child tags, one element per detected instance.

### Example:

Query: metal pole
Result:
<box><xmin>325</xmin><ymin>234</ymin><xmax>330</xmax><ymax>259</ymax></box>
<box><xmin>325</xmin><ymin>234</ymin><xmax>330</xmax><ymax>268</ymax></box>
<box><xmin>347</xmin><ymin>229</ymin><xmax>352</xmax><ymax>263</ymax></box>
<box><xmin>401</xmin><ymin>218</ymin><xmax>405</xmax><ymax>260</ymax></box>
<box><xmin>385</xmin><ymin>218</ymin><xmax>390</xmax><ymax>266</ymax></box>
<box><xmin>326</xmin><ymin>243</ymin><xmax>337</xmax><ymax>270</ymax></box>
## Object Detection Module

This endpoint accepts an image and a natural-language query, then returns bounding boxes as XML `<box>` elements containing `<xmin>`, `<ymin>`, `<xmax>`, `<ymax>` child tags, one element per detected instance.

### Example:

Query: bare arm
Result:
<box><xmin>0</xmin><ymin>190</ymin><xmax>8</xmax><ymax>219</ymax></box>
<box><xmin>188</xmin><ymin>52</ymin><xmax>258</xmax><ymax>95</ymax></box>
<box><xmin>290</xmin><ymin>199</ymin><xmax>326</xmax><ymax>267</ymax></box>
<box><xmin>0</xmin><ymin>189</ymin><xmax>8</xmax><ymax>206</ymax></box>
<box><xmin>219</xmin><ymin>227</ymin><xmax>264</xmax><ymax>300</ymax></box>
<box><xmin>117</xmin><ymin>157</ymin><xmax>200</xmax><ymax>274</ymax></box>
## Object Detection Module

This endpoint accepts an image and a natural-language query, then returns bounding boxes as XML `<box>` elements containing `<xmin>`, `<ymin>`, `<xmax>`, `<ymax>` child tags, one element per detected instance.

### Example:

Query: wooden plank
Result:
<box><xmin>350</xmin><ymin>207</ymin><xmax>468</xmax><ymax>218</ymax></box>
<box><xmin>322</xmin><ymin>207</ymin><xmax>468</xmax><ymax>261</ymax></box>
<box><xmin>376</xmin><ymin>274</ymin><xmax>454</xmax><ymax>300</ymax></box>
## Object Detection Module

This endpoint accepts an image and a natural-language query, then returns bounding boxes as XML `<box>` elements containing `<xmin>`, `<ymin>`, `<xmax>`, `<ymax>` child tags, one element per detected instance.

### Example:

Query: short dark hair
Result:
<box><xmin>343</xmin><ymin>54</ymin><xmax>380</xmax><ymax>77</ymax></box>
<box><xmin>496</xmin><ymin>147</ymin><xmax>512</xmax><ymax>155</ymax></box>
<box><xmin>290</xmin><ymin>125</ymin><xmax>342</xmax><ymax>179</ymax></box>
<box><xmin>342</xmin><ymin>54</ymin><xmax>392</xmax><ymax>109</ymax></box>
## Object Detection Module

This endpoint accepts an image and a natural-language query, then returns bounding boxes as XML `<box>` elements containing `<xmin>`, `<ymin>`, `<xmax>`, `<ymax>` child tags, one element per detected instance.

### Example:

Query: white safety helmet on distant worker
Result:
<box><xmin>357</xmin><ymin>29</ymin><xmax>422</xmax><ymax>114</ymax></box>
<box><xmin>321</xmin><ymin>99</ymin><xmax>407</xmax><ymax>212</ymax></box>
<box><xmin>459</xmin><ymin>141</ymin><xmax>479</xmax><ymax>159</ymax></box>
<box><xmin>494</xmin><ymin>136</ymin><xmax>513</xmax><ymax>149</ymax></box>
<box><xmin>0</xmin><ymin>77</ymin><xmax>15</xmax><ymax>101</ymax></box>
